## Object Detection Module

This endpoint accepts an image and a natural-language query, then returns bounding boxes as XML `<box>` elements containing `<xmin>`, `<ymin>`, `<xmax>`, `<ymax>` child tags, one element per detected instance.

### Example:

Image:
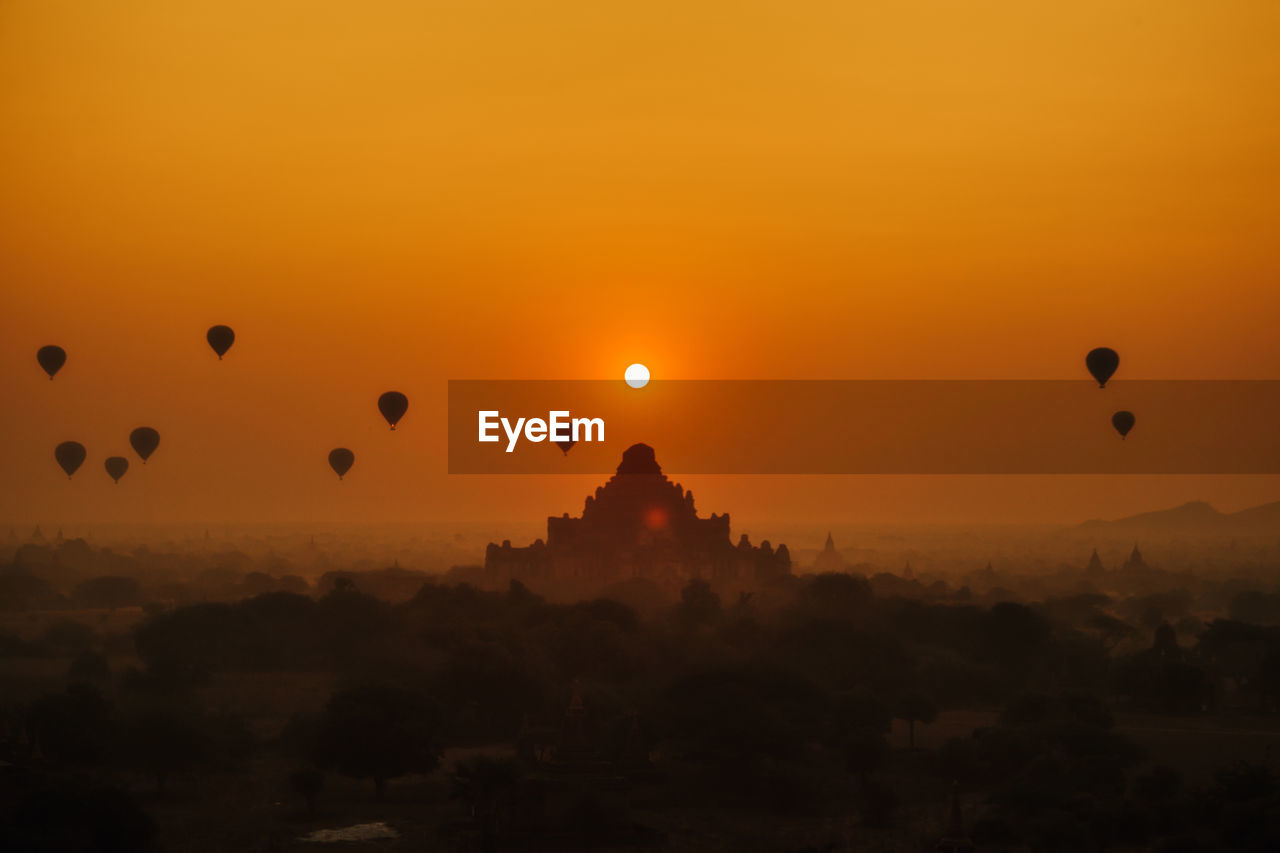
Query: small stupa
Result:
<box><xmin>814</xmin><ymin>532</ymin><xmax>846</xmax><ymax>572</ymax></box>
<box><xmin>935</xmin><ymin>782</ymin><xmax>974</xmax><ymax>852</ymax></box>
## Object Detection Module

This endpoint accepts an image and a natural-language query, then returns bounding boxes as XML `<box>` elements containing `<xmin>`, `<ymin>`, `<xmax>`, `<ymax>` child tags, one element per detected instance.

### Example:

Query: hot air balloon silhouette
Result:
<box><xmin>329</xmin><ymin>448</ymin><xmax>354</xmax><ymax>480</ymax></box>
<box><xmin>37</xmin><ymin>346</ymin><xmax>66</xmax><ymax>379</ymax></box>
<box><xmin>555</xmin><ymin>439</ymin><xmax>576</xmax><ymax>455</ymax></box>
<box><xmin>104</xmin><ymin>457</ymin><xmax>129</xmax><ymax>483</ymax></box>
<box><xmin>206</xmin><ymin>325</ymin><xmax>235</xmax><ymax>359</ymax></box>
<box><xmin>129</xmin><ymin>427</ymin><xmax>160</xmax><ymax>462</ymax></box>
<box><xmin>1112</xmin><ymin>411</ymin><xmax>1136</xmax><ymax>439</ymax></box>
<box><xmin>55</xmin><ymin>441</ymin><xmax>86</xmax><ymax>479</ymax></box>
<box><xmin>378</xmin><ymin>392</ymin><xmax>409</xmax><ymax>430</ymax></box>
<box><xmin>1086</xmin><ymin>347</ymin><xmax>1120</xmax><ymax>388</ymax></box>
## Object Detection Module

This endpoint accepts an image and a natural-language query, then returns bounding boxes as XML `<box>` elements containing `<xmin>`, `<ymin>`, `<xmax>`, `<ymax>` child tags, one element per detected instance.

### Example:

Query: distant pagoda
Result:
<box><xmin>813</xmin><ymin>532</ymin><xmax>846</xmax><ymax>573</ymax></box>
<box><xmin>485</xmin><ymin>444</ymin><xmax>790</xmax><ymax>591</ymax></box>
<box><xmin>1122</xmin><ymin>544</ymin><xmax>1149</xmax><ymax>573</ymax></box>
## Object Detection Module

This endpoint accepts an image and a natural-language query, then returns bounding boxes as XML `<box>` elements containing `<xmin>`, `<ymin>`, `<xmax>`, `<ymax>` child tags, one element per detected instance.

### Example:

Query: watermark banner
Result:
<box><xmin>447</xmin><ymin>380</ymin><xmax>1280</xmax><ymax>474</ymax></box>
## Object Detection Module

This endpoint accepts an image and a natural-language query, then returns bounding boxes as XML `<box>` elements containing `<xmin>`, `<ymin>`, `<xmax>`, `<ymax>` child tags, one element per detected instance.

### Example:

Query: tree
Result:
<box><xmin>859</xmin><ymin>777</ymin><xmax>899</xmax><ymax>827</ymax></box>
<box><xmin>836</xmin><ymin>686</ymin><xmax>891</xmax><ymax>735</ymax></box>
<box><xmin>72</xmin><ymin>576</ymin><xmax>142</xmax><ymax>609</ymax></box>
<box><xmin>40</xmin><ymin>620</ymin><xmax>94</xmax><ymax>656</ymax></box>
<box><xmin>844</xmin><ymin>730</ymin><xmax>889</xmax><ymax>779</ymax></box>
<box><xmin>1254</xmin><ymin>650</ymin><xmax>1280</xmax><ymax>713</ymax></box>
<box><xmin>1132</xmin><ymin>764</ymin><xmax>1183</xmax><ymax>807</ymax></box>
<box><xmin>1229</xmin><ymin>590</ymin><xmax>1280</xmax><ymax>625</ymax></box>
<box><xmin>677</xmin><ymin>579</ymin><xmax>721</xmax><ymax>626</ymax></box>
<box><xmin>980</xmin><ymin>602</ymin><xmax>1051</xmax><ymax>673</ymax></box>
<box><xmin>314</xmin><ymin>684</ymin><xmax>441</xmax><ymax>800</ymax></box>
<box><xmin>799</xmin><ymin>572</ymin><xmax>874</xmax><ymax>619</ymax></box>
<box><xmin>290</xmin><ymin>768</ymin><xmax>324</xmax><ymax>815</ymax></box>
<box><xmin>453</xmin><ymin>755</ymin><xmax>524</xmax><ymax>846</ymax></box>
<box><xmin>4</xmin><ymin>782</ymin><xmax>154</xmax><ymax>853</ymax></box>
<box><xmin>67</xmin><ymin>651</ymin><xmax>111</xmax><ymax>685</ymax></box>
<box><xmin>663</xmin><ymin>664</ymin><xmax>828</xmax><ymax>765</ymax></box>
<box><xmin>660</xmin><ymin>663</ymin><xmax>830</xmax><ymax>808</ymax></box>
<box><xmin>894</xmin><ymin>692</ymin><xmax>937</xmax><ymax>750</ymax></box>
<box><xmin>118</xmin><ymin>705</ymin><xmax>209</xmax><ymax>795</ymax></box>
<box><xmin>0</xmin><ymin>569</ymin><xmax>58</xmax><ymax>611</ymax></box>
<box><xmin>28</xmin><ymin>684</ymin><xmax>114</xmax><ymax>766</ymax></box>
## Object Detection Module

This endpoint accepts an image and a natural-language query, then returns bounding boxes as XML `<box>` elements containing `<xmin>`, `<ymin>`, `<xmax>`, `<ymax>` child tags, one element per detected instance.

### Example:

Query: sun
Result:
<box><xmin>624</xmin><ymin>363</ymin><xmax>650</xmax><ymax>389</ymax></box>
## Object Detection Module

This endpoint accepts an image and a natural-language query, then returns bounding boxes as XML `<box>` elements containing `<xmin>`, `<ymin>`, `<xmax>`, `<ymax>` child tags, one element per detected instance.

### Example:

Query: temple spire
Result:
<box><xmin>935</xmin><ymin>782</ymin><xmax>974</xmax><ymax>851</ymax></box>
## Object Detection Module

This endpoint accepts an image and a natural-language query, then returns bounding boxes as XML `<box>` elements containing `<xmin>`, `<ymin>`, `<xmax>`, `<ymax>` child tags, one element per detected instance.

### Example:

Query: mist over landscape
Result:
<box><xmin>5</xmin><ymin>486</ymin><xmax>1280</xmax><ymax>850</ymax></box>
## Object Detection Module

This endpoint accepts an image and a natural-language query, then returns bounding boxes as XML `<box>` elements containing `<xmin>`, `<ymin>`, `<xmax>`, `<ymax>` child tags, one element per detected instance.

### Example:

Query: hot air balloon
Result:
<box><xmin>37</xmin><ymin>346</ymin><xmax>67</xmax><ymax>379</ymax></box>
<box><xmin>206</xmin><ymin>325</ymin><xmax>235</xmax><ymax>359</ymax></box>
<box><xmin>104</xmin><ymin>457</ymin><xmax>129</xmax><ymax>483</ymax></box>
<box><xmin>1086</xmin><ymin>347</ymin><xmax>1120</xmax><ymax>388</ymax></box>
<box><xmin>1112</xmin><ymin>410</ymin><xmax>1136</xmax><ymax>439</ymax></box>
<box><xmin>129</xmin><ymin>427</ymin><xmax>160</xmax><ymax>462</ymax></box>
<box><xmin>378</xmin><ymin>392</ymin><xmax>409</xmax><ymax>430</ymax></box>
<box><xmin>555</xmin><ymin>439</ymin><xmax>576</xmax><ymax>455</ymax></box>
<box><xmin>55</xmin><ymin>441</ymin><xmax>86</xmax><ymax>479</ymax></box>
<box><xmin>329</xmin><ymin>448</ymin><xmax>354</xmax><ymax>480</ymax></box>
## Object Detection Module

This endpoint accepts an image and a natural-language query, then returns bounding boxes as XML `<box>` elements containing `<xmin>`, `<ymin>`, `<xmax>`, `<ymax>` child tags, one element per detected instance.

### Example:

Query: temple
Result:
<box><xmin>813</xmin><ymin>532</ymin><xmax>846</xmax><ymax>573</ymax></box>
<box><xmin>1122</xmin><ymin>543</ymin><xmax>1149</xmax><ymax>573</ymax></box>
<box><xmin>485</xmin><ymin>444</ymin><xmax>790</xmax><ymax>591</ymax></box>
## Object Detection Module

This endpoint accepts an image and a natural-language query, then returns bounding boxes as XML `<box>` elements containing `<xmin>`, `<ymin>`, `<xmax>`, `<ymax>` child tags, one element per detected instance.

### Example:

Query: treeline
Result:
<box><xmin>6</xmin><ymin>574</ymin><xmax>1280</xmax><ymax>850</ymax></box>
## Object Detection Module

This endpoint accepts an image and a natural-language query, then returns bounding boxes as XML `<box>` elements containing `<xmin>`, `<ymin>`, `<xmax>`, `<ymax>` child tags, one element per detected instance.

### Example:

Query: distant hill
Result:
<box><xmin>1228</xmin><ymin>501</ymin><xmax>1280</xmax><ymax>527</ymax></box>
<box><xmin>1080</xmin><ymin>500</ymin><xmax>1280</xmax><ymax>533</ymax></box>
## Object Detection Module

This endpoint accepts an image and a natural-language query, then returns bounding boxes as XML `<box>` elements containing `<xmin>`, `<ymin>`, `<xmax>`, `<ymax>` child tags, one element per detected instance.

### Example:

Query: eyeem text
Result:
<box><xmin>478</xmin><ymin>410</ymin><xmax>605</xmax><ymax>452</ymax></box>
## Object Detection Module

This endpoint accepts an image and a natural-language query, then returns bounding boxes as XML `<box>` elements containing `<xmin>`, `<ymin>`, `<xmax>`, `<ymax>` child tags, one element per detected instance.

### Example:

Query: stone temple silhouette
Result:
<box><xmin>485</xmin><ymin>444</ymin><xmax>790</xmax><ymax>591</ymax></box>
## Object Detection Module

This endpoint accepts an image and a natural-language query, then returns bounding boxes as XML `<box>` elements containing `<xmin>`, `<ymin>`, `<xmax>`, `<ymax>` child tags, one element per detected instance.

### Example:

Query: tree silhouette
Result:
<box><xmin>72</xmin><ymin>576</ymin><xmax>142</xmax><ymax>609</ymax></box>
<box><xmin>40</xmin><ymin>620</ymin><xmax>94</xmax><ymax>656</ymax></box>
<box><xmin>980</xmin><ymin>602</ymin><xmax>1051</xmax><ymax>674</ymax></box>
<box><xmin>678</xmin><ymin>579</ymin><xmax>721</xmax><ymax>626</ymax></box>
<box><xmin>453</xmin><ymin>755</ymin><xmax>524</xmax><ymax>846</ymax></box>
<box><xmin>290</xmin><ymin>768</ymin><xmax>324</xmax><ymax>815</ymax></box>
<box><xmin>28</xmin><ymin>684</ymin><xmax>114</xmax><ymax>766</ymax></box>
<box><xmin>894</xmin><ymin>692</ymin><xmax>937</xmax><ymax>750</ymax></box>
<box><xmin>844</xmin><ymin>730</ymin><xmax>889</xmax><ymax>779</ymax></box>
<box><xmin>4</xmin><ymin>782</ymin><xmax>154</xmax><ymax>853</ymax></box>
<box><xmin>859</xmin><ymin>777</ymin><xmax>899</xmax><ymax>827</ymax></box>
<box><xmin>119</xmin><ymin>705</ymin><xmax>208</xmax><ymax>795</ymax></box>
<box><xmin>67</xmin><ymin>650</ymin><xmax>111</xmax><ymax>685</ymax></box>
<box><xmin>1254</xmin><ymin>651</ymin><xmax>1280</xmax><ymax>713</ymax></box>
<box><xmin>314</xmin><ymin>684</ymin><xmax>441</xmax><ymax>800</ymax></box>
<box><xmin>799</xmin><ymin>572</ymin><xmax>874</xmax><ymax>619</ymax></box>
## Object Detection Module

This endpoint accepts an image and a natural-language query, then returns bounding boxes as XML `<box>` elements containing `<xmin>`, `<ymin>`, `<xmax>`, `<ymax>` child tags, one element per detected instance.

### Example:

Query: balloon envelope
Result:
<box><xmin>378</xmin><ymin>392</ymin><xmax>409</xmax><ymax>430</ymax></box>
<box><xmin>37</xmin><ymin>345</ymin><xmax>66</xmax><ymax>379</ymax></box>
<box><xmin>206</xmin><ymin>325</ymin><xmax>235</xmax><ymax>359</ymax></box>
<box><xmin>328</xmin><ymin>448</ymin><xmax>355</xmax><ymax>479</ymax></box>
<box><xmin>555</xmin><ymin>439</ymin><xmax>576</xmax><ymax>455</ymax></box>
<box><xmin>55</xmin><ymin>441</ymin><xmax>86</xmax><ymax>478</ymax></box>
<box><xmin>104</xmin><ymin>456</ymin><xmax>129</xmax><ymax>483</ymax></box>
<box><xmin>1086</xmin><ymin>347</ymin><xmax>1120</xmax><ymax>388</ymax></box>
<box><xmin>129</xmin><ymin>427</ymin><xmax>160</xmax><ymax>462</ymax></box>
<box><xmin>1112</xmin><ymin>410</ymin><xmax>1136</xmax><ymax>438</ymax></box>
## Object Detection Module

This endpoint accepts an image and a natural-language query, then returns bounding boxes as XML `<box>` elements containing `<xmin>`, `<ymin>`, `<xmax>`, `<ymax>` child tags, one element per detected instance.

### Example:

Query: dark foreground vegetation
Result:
<box><xmin>4</xmin><ymin>552</ymin><xmax>1280</xmax><ymax>851</ymax></box>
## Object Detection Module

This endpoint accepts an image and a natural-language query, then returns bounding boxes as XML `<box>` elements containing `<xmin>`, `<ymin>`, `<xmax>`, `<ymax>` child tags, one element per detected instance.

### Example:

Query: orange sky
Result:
<box><xmin>2</xmin><ymin>1</ymin><xmax>1278</xmax><ymax>528</ymax></box>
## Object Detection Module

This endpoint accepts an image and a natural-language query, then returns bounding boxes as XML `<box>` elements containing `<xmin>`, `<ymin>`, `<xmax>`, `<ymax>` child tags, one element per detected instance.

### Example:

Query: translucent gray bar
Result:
<box><xmin>447</xmin><ymin>380</ymin><xmax>1280</xmax><ymax>474</ymax></box>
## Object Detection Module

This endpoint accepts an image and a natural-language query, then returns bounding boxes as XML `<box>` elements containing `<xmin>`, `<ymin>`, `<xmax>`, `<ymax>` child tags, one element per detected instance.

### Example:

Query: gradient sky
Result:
<box><xmin>2</xmin><ymin>1</ymin><xmax>1278</xmax><ymax>528</ymax></box>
